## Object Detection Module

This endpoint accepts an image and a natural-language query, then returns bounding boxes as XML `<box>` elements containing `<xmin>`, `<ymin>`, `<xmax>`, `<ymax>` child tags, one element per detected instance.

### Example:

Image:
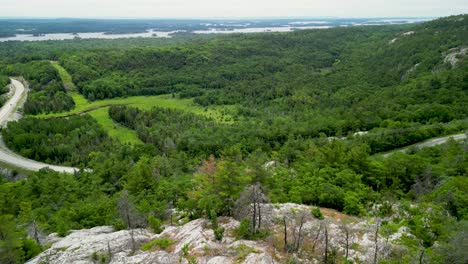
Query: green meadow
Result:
<box><xmin>43</xmin><ymin>62</ymin><xmax>233</xmax><ymax>144</ymax></box>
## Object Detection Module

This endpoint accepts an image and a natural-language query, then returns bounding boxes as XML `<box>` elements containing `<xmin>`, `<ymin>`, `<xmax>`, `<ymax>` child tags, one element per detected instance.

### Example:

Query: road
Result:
<box><xmin>382</xmin><ymin>133</ymin><xmax>467</xmax><ymax>157</ymax></box>
<box><xmin>0</xmin><ymin>79</ymin><xmax>80</xmax><ymax>173</ymax></box>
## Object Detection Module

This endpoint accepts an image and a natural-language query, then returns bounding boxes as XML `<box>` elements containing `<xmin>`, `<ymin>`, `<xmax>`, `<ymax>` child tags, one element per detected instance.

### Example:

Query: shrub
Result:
<box><xmin>343</xmin><ymin>193</ymin><xmax>364</xmax><ymax>216</ymax></box>
<box><xmin>234</xmin><ymin>218</ymin><xmax>251</xmax><ymax>239</ymax></box>
<box><xmin>214</xmin><ymin>227</ymin><xmax>225</xmax><ymax>241</ymax></box>
<box><xmin>311</xmin><ymin>207</ymin><xmax>324</xmax><ymax>220</ymax></box>
<box><xmin>142</xmin><ymin>237</ymin><xmax>174</xmax><ymax>251</ymax></box>
<box><xmin>148</xmin><ymin>215</ymin><xmax>164</xmax><ymax>234</ymax></box>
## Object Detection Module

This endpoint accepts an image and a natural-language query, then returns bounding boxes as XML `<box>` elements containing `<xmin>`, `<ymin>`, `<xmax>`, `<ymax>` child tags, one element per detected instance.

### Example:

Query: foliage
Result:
<box><xmin>311</xmin><ymin>207</ymin><xmax>324</xmax><ymax>220</ymax></box>
<box><xmin>147</xmin><ymin>215</ymin><xmax>164</xmax><ymax>234</ymax></box>
<box><xmin>2</xmin><ymin>115</ymin><xmax>112</xmax><ymax>166</ymax></box>
<box><xmin>0</xmin><ymin>15</ymin><xmax>466</xmax><ymax>261</ymax></box>
<box><xmin>141</xmin><ymin>237</ymin><xmax>174</xmax><ymax>251</ymax></box>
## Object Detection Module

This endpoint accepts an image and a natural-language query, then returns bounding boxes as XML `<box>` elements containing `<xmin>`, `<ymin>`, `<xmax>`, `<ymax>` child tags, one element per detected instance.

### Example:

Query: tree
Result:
<box><xmin>0</xmin><ymin>215</ymin><xmax>21</xmax><ymax>264</ymax></box>
<box><xmin>339</xmin><ymin>220</ymin><xmax>355</xmax><ymax>261</ymax></box>
<box><xmin>373</xmin><ymin>220</ymin><xmax>381</xmax><ymax>264</ymax></box>
<box><xmin>117</xmin><ymin>190</ymin><xmax>146</xmax><ymax>252</ymax></box>
<box><xmin>279</xmin><ymin>209</ymin><xmax>312</xmax><ymax>253</ymax></box>
<box><xmin>234</xmin><ymin>182</ymin><xmax>271</xmax><ymax>236</ymax></box>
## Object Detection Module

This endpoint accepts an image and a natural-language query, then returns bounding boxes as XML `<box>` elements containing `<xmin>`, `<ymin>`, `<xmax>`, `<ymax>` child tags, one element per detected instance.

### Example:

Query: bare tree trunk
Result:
<box><xmin>373</xmin><ymin>221</ymin><xmax>380</xmax><ymax>264</ymax></box>
<box><xmin>343</xmin><ymin>224</ymin><xmax>349</xmax><ymax>260</ymax></box>
<box><xmin>312</xmin><ymin>223</ymin><xmax>322</xmax><ymax>252</ymax></box>
<box><xmin>283</xmin><ymin>216</ymin><xmax>288</xmax><ymax>252</ymax></box>
<box><xmin>258</xmin><ymin>200</ymin><xmax>262</xmax><ymax>231</ymax></box>
<box><xmin>324</xmin><ymin>223</ymin><xmax>329</xmax><ymax>264</ymax></box>
<box><xmin>295</xmin><ymin>213</ymin><xmax>306</xmax><ymax>251</ymax></box>
<box><xmin>32</xmin><ymin>220</ymin><xmax>39</xmax><ymax>244</ymax></box>
<box><xmin>131</xmin><ymin>229</ymin><xmax>136</xmax><ymax>252</ymax></box>
<box><xmin>419</xmin><ymin>248</ymin><xmax>425</xmax><ymax>264</ymax></box>
<box><xmin>252</xmin><ymin>198</ymin><xmax>257</xmax><ymax>235</ymax></box>
<box><xmin>107</xmin><ymin>240</ymin><xmax>112</xmax><ymax>262</ymax></box>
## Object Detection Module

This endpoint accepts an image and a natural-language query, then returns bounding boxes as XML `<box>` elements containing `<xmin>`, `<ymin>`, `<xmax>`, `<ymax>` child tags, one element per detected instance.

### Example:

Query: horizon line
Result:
<box><xmin>0</xmin><ymin>16</ymin><xmax>439</xmax><ymax>20</ymax></box>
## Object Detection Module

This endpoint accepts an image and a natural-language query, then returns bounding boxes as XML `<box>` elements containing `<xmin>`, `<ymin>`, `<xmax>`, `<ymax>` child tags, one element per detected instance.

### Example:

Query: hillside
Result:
<box><xmin>0</xmin><ymin>15</ymin><xmax>467</xmax><ymax>263</ymax></box>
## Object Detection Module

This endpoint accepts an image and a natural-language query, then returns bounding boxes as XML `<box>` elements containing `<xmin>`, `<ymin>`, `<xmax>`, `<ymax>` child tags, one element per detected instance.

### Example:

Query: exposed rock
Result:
<box><xmin>27</xmin><ymin>226</ymin><xmax>153</xmax><ymax>264</ymax></box>
<box><xmin>207</xmin><ymin>256</ymin><xmax>232</xmax><ymax>264</ymax></box>
<box><xmin>402</xmin><ymin>63</ymin><xmax>420</xmax><ymax>80</ymax></box>
<box><xmin>244</xmin><ymin>253</ymin><xmax>275</xmax><ymax>264</ymax></box>
<box><xmin>28</xmin><ymin>204</ymin><xmax>416</xmax><ymax>264</ymax></box>
<box><xmin>443</xmin><ymin>47</ymin><xmax>467</xmax><ymax>67</ymax></box>
<box><xmin>353</xmin><ymin>131</ymin><xmax>368</xmax><ymax>137</ymax></box>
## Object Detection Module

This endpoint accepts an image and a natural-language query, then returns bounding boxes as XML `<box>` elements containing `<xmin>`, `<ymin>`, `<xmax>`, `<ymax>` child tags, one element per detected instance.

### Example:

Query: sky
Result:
<box><xmin>0</xmin><ymin>0</ymin><xmax>467</xmax><ymax>18</ymax></box>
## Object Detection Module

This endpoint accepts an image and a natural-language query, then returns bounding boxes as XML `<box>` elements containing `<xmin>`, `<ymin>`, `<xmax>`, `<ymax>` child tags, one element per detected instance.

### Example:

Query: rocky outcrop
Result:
<box><xmin>27</xmin><ymin>226</ymin><xmax>153</xmax><ymax>264</ymax></box>
<box><xmin>28</xmin><ymin>204</ymin><xmax>414</xmax><ymax>264</ymax></box>
<box><xmin>443</xmin><ymin>47</ymin><xmax>467</xmax><ymax>67</ymax></box>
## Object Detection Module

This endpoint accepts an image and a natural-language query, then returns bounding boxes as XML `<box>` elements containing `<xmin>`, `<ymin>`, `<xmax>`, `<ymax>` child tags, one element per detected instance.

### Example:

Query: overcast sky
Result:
<box><xmin>0</xmin><ymin>0</ymin><xmax>467</xmax><ymax>18</ymax></box>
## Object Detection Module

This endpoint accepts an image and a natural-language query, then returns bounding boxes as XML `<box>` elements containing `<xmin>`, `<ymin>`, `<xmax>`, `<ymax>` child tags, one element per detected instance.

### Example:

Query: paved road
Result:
<box><xmin>0</xmin><ymin>79</ymin><xmax>80</xmax><ymax>173</ymax></box>
<box><xmin>383</xmin><ymin>133</ymin><xmax>467</xmax><ymax>157</ymax></box>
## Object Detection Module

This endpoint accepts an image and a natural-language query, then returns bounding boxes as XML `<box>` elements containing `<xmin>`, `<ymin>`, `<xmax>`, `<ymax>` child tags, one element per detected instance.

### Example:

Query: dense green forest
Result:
<box><xmin>0</xmin><ymin>15</ymin><xmax>467</xmax><ymax>263</ymax></box>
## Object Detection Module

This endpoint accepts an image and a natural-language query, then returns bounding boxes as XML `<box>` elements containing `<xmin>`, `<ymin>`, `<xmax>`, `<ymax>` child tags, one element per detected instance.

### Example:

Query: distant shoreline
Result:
<box><xmin>0</xmin><ymin>17</ymin><xmax>433</xmax><ymax>42</ymax></box>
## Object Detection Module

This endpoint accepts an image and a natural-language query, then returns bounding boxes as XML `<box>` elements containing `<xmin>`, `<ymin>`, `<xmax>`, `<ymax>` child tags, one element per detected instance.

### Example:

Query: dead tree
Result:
<box><xmin>234</xmin><ymin>182</ymin><xmax>270</xmax><ymax>235</ymax></box>
<box><xmin>107</xmin><ymin>240</ymin><xmax>112</xmax><ymax>262</ymax></box>
<box><xmin>283</xmin><ymin>215</ymin><xmax>288</xmax><ymax>252</ymax></box>
<box><xmin>324</xmin><ymin>220</ymin><xmax>329</xmax><ymax>264</ymax></box>
<box><xmin>281</xmin><ymin>210</ymin><xmax>312</xmax><ymax>253</ymax></box>
<box><xmin>373</xmin><ymin>220</ymin><xmax>381</xmax><ymax>264</ymax></box>
<box><xmin>339</xmin><ymin>221</ymin><xmax>354</xmax><ymax>261</ymax></box>
<box><xmin>117</xmin><ymin>190</ymin><xmax>146</xmax><ymax>252</ymax></box>
<box><xmin>312</xmin><ymin>221</ymin><xmax>323</xmax><ymax>252</ymax></box>
<box><xmin>292</xmin><ymin>211</ymin><xmax>311</xmax><ymax>252</ymax></box>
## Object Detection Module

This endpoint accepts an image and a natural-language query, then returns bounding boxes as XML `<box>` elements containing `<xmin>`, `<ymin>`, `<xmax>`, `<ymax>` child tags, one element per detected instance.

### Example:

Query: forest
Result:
<box><xmin>0</xmin><ymin>15</ymin><xmax>467</xmax><ymax>263</ymax></box>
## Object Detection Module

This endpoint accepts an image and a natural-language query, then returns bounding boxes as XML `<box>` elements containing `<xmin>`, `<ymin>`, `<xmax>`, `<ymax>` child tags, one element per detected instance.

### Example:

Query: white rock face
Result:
<box><xmin>28</xmin><ymin>204</ymin><xmax>415</xmax><ymax>264</ymax></box>
<box><xmin>27</xmin><ymin>226</ymin><xmax>153</xmax><ymax>264</ymax></box>
<box><xmin>244</xmin><ymin>253</ymin><xmax>275</xmax><ymax>264</ymax></box>
<box><xmin>444</xmin><ymin>47</ymin><xmax>467</xmax><ymax>66</ymax></box>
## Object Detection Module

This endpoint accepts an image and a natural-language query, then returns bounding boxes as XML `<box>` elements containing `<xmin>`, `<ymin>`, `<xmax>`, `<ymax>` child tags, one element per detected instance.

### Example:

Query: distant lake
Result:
<box><xmin>0</xmin><ymin>30</ymin><xmax>180</xmax><ymax>42</ymax></box>
<box><xmin>192</xmin><ymin>25</ymin><xmax>332</xmax><ymax>34</ymax></box>
<box><xmin>0</xmin><ymin>18</ymin><xmax>432</xmax><ymax>42</ymax></box>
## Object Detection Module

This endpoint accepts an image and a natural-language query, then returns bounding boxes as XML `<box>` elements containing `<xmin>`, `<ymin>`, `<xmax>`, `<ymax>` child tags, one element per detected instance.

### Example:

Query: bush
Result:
<box><xmin>91</xmin><ymin>251</ymin><xmax>109</xmax><ymax>263</ymax></box>
<box><xmin>343</xmin><ymin>193</ymin><xmax>364</xmax><ymax>216</ymax></box>
<box><xmin>142</xmin><ymin>237</ymin><xmax>174</xmax><ymax>251</ymax></box>
<box><xmin>311</xmin><ymin>207</ymin><xmax>324</xmax><ymax>220</ymax></box>
<box><xmin>209</xmin><ymin>210</ymin><xmax>224</xmax><ymax>241</ymax></box>
<box><xmin>20</xmin><ymin>238</ymin><xmax>42</xmax><ymax>261</ymax></box>
<box><xmin>148</xmin><ymin>215</ymin><xmax>164</xmax><ymax>234</ymax></box>
<box><xmin>234</xmin><ymin>218</ymin><xmax>251</xmax><ymax>239</ymax></box>
<box><xmin>214</xmin><ymin>227</ymin><xmax>225</xmax><ymax>241</ymax></box>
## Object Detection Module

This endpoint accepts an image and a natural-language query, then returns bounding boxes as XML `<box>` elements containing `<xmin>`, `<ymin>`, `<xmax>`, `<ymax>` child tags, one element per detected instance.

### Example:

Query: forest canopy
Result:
<box><xmin>0</xmin><ymin>15</ymin><xmax>467</xmax><ymax>263</ymax></box>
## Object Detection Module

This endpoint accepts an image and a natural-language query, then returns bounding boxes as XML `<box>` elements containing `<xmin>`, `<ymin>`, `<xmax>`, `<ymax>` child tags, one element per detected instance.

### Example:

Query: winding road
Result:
<box><xmin>382</xmin><ymin>133</ymin><xmax>467</xmax><ymax>157</ymax></box>
<box><xmin>0</xmin><ymin>79</ymin><xmax>465</xmax><ymax>172</ymax></box>
<box><xmin>0</xmin><ymin>79</ymin><xmax>80</xmax><ymax>173</ymax></box>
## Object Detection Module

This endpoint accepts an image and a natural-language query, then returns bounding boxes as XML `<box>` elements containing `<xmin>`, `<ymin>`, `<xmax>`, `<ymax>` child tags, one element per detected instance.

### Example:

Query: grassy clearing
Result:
<box><xmin>37</xmin><ymin>93</ymin><xmax>233</xmax><ymax>123</ymax></box>
<box><xmin>48</xmin><ymin>61</ymin><xmax>234</xmax><ymax>122</ymax></box>
<box><xmin>46</xmin><ymin>61</ymin><xmax>235</xmax><ymax>144</ymax></box>
<box><xmin>88</xmin><ymin>107</ymin><xmax>143</xmax><ymax>145</ymax></box>
<box><xmin>51</xmin><ymin>62</ymin><xmax>76</xmax><ymax>91</ymax></box>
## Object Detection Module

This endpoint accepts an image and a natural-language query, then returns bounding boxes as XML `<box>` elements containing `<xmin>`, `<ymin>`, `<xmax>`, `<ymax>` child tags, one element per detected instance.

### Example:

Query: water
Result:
<box><xmin>192</xmin><ymin>25</ymin><xmax>331</xmax><ymax>34</ymax></box>
<box><xmin>0</xmin><ymin>18</ymin><xmax>432</xmax><ymax>42</ymax></box>
<box><xmin>0</xmin><ymin>30</ymin><xmax>182</xmax><ymax>42</ymax></box>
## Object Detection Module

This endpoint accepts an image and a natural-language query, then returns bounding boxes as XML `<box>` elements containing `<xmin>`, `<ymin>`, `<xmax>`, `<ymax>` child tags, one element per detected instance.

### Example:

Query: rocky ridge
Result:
<box><xmin>28</xmin><ymin>203</ymin><xmax>413</xmax><ymax>264</ymax></box>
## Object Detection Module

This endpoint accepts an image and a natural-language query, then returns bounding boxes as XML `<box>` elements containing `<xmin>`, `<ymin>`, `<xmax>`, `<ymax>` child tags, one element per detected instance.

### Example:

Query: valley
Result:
<box><xmin>0</xmin><ymin>14</ymin><xmax>466</xmax><ymax>264</ymax></box>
